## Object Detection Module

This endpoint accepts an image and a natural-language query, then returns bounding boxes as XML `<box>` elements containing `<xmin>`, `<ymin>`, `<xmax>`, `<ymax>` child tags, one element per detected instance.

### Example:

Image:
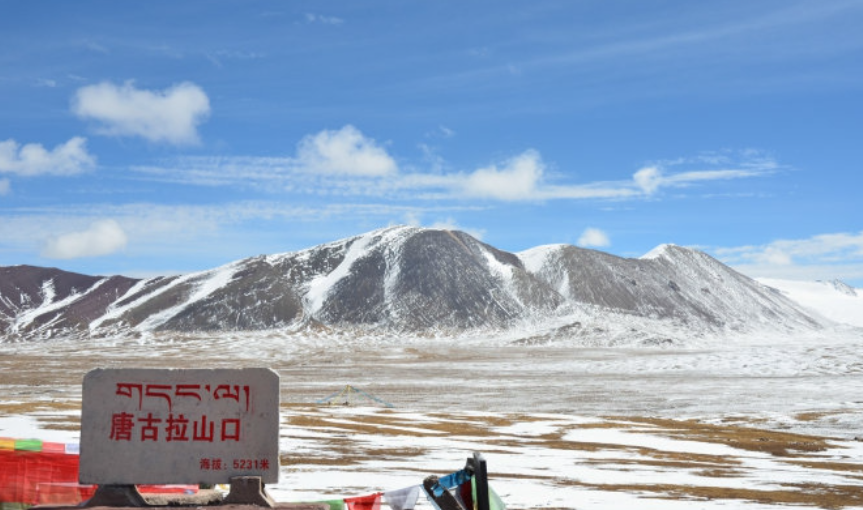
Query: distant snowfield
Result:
<box><xmin>758</xmin><ymin>278</ymin><xmax>863</xmax><ymax>328</ymax></box>
<box><xmin>2</xmin><ymin>326</ymin><xmax>862</xmax><ymax>509</ymax></box>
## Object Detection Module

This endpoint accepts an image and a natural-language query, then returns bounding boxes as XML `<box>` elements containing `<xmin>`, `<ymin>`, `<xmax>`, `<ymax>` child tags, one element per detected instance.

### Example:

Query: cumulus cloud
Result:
<box><xmin>295</xmin><ymin>125</ymin><xmax>397</xmax><ymax>176</ymax></box>
<box><xmin>42</xmin><ymin>219</ymin><xmax>128</xmax><ymax>259</ymax></box>
<box><xmin>71</xmin><ymin>81</ymin><xmax>211</xmax><ymax>145</ymax></box>
<box><xmin>131</xmin><ymin>130</ymin><xmax>776</xmax><ymax>204</ymax></box>
<box><xmin>0</xmin><ymin>178</ymin><xmax>9</xmax><ymax>196</ymax></box>
<box><xmin>0</xmin><ymin>137</ymin><xmax>96</xmax><ymax>176</ymax></box>
<box><xmin>577</xmin><ymin>227</ymin><xmax>611</xmax><ymax>248</ymax></box>
<box><xmin>463</xmin><ymin>150</ymin><xmax>544</xmax><ymax>200</ymax></box>
<box><xmin>633</xmin><ymin>166</ymin><xmax>663</xmax><ymax>194</ymax></box>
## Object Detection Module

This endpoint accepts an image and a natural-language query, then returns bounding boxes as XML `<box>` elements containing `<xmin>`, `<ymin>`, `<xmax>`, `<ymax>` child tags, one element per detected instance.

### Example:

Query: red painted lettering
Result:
<box><xmin>138</xmin><ymin>412</ymin><xmax>162</xmax><ymax>441</ymax></box>
<box><xmin>109</xmin><ymin>412</ymin><xmax>135</xmax><ymax>441</ymax></box>
<box><xmin>193</xmin><ymin>415</ymin><xmax>215</xmax><ymax>442</ymax></box>
<box><xmin>175</xmin><ymin>384</ymin><xmax>202</xmax><ymax>401</ymax></box>
<box><xmin>116</xmin><ymin>383</ymin><xmax>143</xmax><ymax>409</ymax></box>
<box><xmin>165</xmin><ymin>413</ymin><xmax>190</xmax><ymax>441</ymax></box>
<box><xmin>221</xmin><ymin>418</ymin><xmax>241</xmax><ymax>441</ymax></box>
<box><xmin>145</xmin><ymin>384</ymin><xmax>173</xmax><ymax>410</ymax></box>
<box><xmin>213</xmin><ymin>384</ymin><xmax>251</xmax><ymax>412</ymax></box>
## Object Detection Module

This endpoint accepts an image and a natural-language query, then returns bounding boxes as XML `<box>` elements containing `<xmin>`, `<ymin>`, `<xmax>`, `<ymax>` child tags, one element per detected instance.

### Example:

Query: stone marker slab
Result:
<box><xmin>79</xmin><ymin>368</ymin><xmax>279</xmax><ymax>485</ymax></box>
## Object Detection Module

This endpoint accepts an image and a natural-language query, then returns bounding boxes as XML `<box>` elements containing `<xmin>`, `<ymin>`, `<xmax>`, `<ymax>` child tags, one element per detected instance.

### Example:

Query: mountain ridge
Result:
<box><xmin>0</xmin><ymin>225</ymin><xmax>828</xmax><ymax>343</ymax></box>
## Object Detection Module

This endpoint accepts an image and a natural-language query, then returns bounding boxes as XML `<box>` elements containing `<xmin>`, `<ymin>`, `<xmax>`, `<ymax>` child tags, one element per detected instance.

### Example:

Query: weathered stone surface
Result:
<box><xmin>85</xmin><ymin>485</ymin><xmax>147</xmax><ymax>507</ymax></box>
<box><xmin>80</xmin><ymin>368</ymin><xmax>279</xmax><ymax>485</ymax></box>
<box><xmin>223</xmin><ymin>476</ymin><xmax>275</xmax><ymax>507</ymax></box>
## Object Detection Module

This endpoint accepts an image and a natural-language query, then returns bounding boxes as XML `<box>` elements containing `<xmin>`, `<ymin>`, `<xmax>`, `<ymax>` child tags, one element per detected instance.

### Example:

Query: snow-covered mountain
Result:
<box><xmin>0</xmin><ymin>226</ymin><xmax>828</xmax><ymax>343</ymax></box>
<box><xmin>757</xmin><ymin>278</ymin><xmax>863</xmax><ymax>328</ymax></box>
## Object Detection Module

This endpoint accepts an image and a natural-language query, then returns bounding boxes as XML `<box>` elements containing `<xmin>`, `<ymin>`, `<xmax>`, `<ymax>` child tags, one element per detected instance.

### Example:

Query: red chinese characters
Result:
<box><xmin>107</xmin><ymin>381</ymin><xmax>251</xmax><ymax>444</ymax></box>
<box><xmin>109</xmin><ymin>413</ymin><xmax>241</xmax><ymax>443</ymax></box>
<box><xmin>109</xmin><ymin>412</ymin><xmax>135</xmax><ymax>441</ymax></box>
<box><xmin>198</xmin><ymin>458</ymin><xmax>271</xmax><ymax>471</ymax></box>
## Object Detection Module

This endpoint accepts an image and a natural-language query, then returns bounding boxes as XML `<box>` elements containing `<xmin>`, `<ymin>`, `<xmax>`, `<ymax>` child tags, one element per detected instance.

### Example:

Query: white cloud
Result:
<box><xmin>632</xmin><ymin>153</ymin><xmax>776</xmax><ymax>196</ymax></box>
<box><xmin>42</xmin><ymin>219</ymin><xmax>128</xmax><ymax>259</ymax></box>
<box><xmin>81</xmin><ymin>40</ymin><xmax>109</xmax><ymax>54</ymax></box>
<box><xmin>71</xmin><ymin>81</ymin><xmax>211</xmax><ymax>145</ymax></box>
<box><xmin>716</xmin><ymin>231</ymin><xmax>863</xmax><ymax>282</ymax></box>
<box><xmin>1</xmin><ymin>201</ymin><xmax>483</xmax><ymax>267</ymax></box>
<box><xmin>426</xmin><ymin>125</ymin><xmax>455</xmax><ymax>139</ymax></box>
<box><xmin>305</xmin><ymin>13</ymin><xmax>344</xmax><ymax>25</ymax></box>
<box><xmin>463</xmin><ymin>150</ymin><xmax>543</xmax><ymax>200</ymax></box>
<box><xmin>0</xmin><ymin>137</ymin><xmax>96</xmax><ymax>176</ymax></box>
<box><xmin>429</xmin><ymin>219</ymin><xmax>485</xmax><ymax>240</ymax></box>
<box><xmin>633</xmin><ymin>166</ymin><xmax>663</xmax><ymax>194</ymax></box>
<box><xmin>131</xmin><ymin>132</ymin><xmax>776</xmax><ymax>204</ymax></box>
<box><xmin>577</xmin><ymin>227</ymin><xmax>611</xmax><ymax>248</ymax></box>
<box><xmin>0</xmin><ymin>179</ymin><xmax>9</xmax><ymax>196</ymax></box>
<box><xmin>295</xmin><ymin>125</ymin><xmax>397</xmax><ymax>176</ymax></box>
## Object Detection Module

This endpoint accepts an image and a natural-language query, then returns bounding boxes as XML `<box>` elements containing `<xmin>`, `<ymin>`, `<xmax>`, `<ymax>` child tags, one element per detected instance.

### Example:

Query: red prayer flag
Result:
<box><xmin>0</xmin><ymin>450</ymin><xmax>82</xmax><ymax>505</ymax></box>
<box><xmin>344</xmin><ymin>492</ymin><xmax>382</xmax><ymax>510</ymax></box>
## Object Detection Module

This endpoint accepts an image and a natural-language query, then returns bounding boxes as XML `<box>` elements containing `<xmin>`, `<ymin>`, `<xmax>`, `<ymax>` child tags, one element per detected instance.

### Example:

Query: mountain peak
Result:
<box><xmin>1</xmin><ymin>227</ymin><xmax>827</xmax><ymax>343</ymax></box>
<box><xmin>823</xmin><ymin>279</ymin><xmax>858</xmax><ymax>297</ymax></box>
<box><xmin>640</xmin><ymin>243</ymin><xmax>686</xmax><ymax>260</ymax></box>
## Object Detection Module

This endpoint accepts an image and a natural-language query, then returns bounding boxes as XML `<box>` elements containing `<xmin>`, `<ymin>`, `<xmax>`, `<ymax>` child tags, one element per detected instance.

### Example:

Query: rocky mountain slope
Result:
<box><xmin>0</xmin><ymin>226</ymin><xmax>826</xmax><ymax>343</ymax></box>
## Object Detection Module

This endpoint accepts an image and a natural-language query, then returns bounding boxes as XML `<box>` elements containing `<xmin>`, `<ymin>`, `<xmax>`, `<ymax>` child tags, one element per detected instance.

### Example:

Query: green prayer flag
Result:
<box><xmin>14</xmin><ymin>439</ymin><xmax>42</xmax><ymax>451</ymax></box>
<box><xmin>471</xmin><ymin>477</ymin><xmax>506</xmax><ymax>510</ymax></box>
<box><xmin>308</xmin><ymin>500</ymin><xmax>344</xmax><ymax>510</ymax></box>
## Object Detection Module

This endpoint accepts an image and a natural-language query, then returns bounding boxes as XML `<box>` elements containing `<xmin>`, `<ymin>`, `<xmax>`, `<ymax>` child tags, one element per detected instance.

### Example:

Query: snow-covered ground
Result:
<box><xmin>2</xmin><ymin>327</ymin><xmax>862</xmax><ymax>509</ymax></box>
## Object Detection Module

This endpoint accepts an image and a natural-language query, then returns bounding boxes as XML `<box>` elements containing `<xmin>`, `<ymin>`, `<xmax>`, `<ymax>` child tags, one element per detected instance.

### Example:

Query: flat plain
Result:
<box><xmin>2</xmin><ymin>331</ymin><xmax>862</xmax><ymax>509</ymax></box>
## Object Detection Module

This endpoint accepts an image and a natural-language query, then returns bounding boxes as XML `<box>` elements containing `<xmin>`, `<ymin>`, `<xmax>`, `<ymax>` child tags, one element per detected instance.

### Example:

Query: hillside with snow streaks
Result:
<box><xmin>518</xmin><ymin>243</ymin><xmax>821</xmax><ymax>333</ymax></box>
<box><xmin>0</xmin><ymin>226</ymin><xmax>837</xmax><ymax>343</ymax></box>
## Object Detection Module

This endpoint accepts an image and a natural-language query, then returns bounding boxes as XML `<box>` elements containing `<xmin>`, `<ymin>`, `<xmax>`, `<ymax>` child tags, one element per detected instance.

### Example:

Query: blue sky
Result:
<box><xmin>1</xmin><ymin>1</ymin><xmax>862</xmax><ymax>285</ymax></box>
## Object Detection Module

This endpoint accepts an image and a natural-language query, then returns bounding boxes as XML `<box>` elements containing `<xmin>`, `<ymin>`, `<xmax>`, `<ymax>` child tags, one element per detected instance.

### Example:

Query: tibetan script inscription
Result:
<box><xmin>79</xmin><ymin>368</ymin><xmax>279</xmax><ymax>485</ymax></box>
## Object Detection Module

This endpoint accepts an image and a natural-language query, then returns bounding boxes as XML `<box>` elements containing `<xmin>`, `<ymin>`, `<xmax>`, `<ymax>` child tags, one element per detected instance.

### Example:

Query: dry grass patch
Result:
<box><xmin>0</xmin><ymin>401</ymin><xmax>81</xmax><ymax>415</ymax></box>
<box><xmin>279</xmin><ymin>453</ymin><xmax>364</xmax><ymax>467</ymax></box>
<box><xmin>572</xmin><ymin>420</ymin><xmax>636</xmax><ymax>430</ymax></box>
<box><xmin>795</xmin><ymin>411</ymin><xmax>847</xmax><ymax>422</ymax></box>
<box><xmin>695</xmin><ymin>468</ymin><xmax>745</xmax><ymax>478</ymax></box>
<box><xmin>617</xmin><ymin>416</ymin><xmax>832</xmax><ymax>456</ymax></box>
<box><xmin>359</xmin><ymin>447</ymin><xmax>428</xmax><ymax>459</ymax></box>
<box><xmin>787</xmin><ymin>461</ymin><xmax>863</xmax><ymax>473</ymax></box>
<box><xmin>492</xmin><ymin>472</ymin><xmax>558</xmax><ymax>481</ymax></box>
<box><xmin>561</xmin><ymin>481</ymin><xmax>863</xmax><ymax>509</ymax></box>
<box><xmin>582</xmin><ymin>458</ymin><xmax>736</xmax><ymax>472</ymax></box>
<box><xmin>528</xmin><ymin>434</ymin><xmax>744</xmax><ymax>470</ymax></box>
<box><xmin>528</xmin><ymin>438</ymin><xmax>635</xmax><ymax>453</ymax></box>
<box><xmin>647</xmin><ymin>450</ymin><xmax>742</xmax><ymax>466</ymax></box>
<box><xmin>286</xmin><ymin>409</ymin><xmax>532</xmax><ymax>438</ymax></box>
<box><xmin>285</xmin><ymin>413</ymin><xmax>446</xmax><ymax>437</ymax></box>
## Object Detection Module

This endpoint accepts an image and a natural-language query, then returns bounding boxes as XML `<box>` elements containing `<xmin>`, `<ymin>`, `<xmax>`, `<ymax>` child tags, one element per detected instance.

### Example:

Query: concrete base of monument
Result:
<box><xmin>33</xmin><ymin>478</ymin><xmax>328</xmax><ymax>510</ymax></box>
<box><xmin>223</xmin><ymin>476</ymin><xmax>275</xmax><ymax>507</ymax></box>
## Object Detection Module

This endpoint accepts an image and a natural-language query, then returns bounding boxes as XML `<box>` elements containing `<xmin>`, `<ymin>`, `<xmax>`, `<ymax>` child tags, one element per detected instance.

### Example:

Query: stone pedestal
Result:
<box><xmin>224</xmin><ymin>476</ymin><xmax>275</xmax><ymax>507</ymax></box>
